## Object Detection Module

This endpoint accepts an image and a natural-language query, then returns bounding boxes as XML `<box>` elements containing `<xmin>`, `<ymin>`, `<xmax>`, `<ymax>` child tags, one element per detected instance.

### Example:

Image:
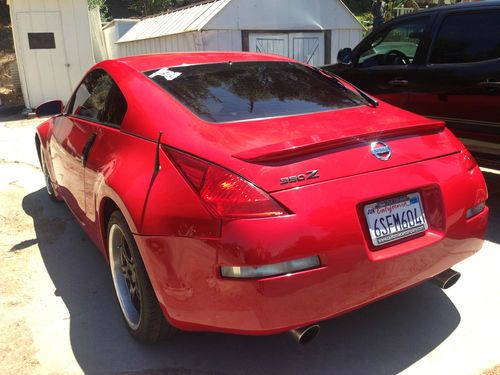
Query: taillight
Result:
<box><xmin>462</xmin><ymin>149</ymin><xmax>477</xmax><ymax>171</ymax></box>
<box><xmin>165</xmin><ymin>148</ymin><xmax>288</xmax><ymax>218</ymax></box>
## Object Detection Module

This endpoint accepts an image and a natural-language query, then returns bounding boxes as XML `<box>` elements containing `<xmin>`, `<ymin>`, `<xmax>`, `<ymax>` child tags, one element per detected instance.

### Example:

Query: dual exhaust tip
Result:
<box><xmin>287</xmin><ymin>268</ymin><xmax>460</xmax><ymax>345</ymax></box>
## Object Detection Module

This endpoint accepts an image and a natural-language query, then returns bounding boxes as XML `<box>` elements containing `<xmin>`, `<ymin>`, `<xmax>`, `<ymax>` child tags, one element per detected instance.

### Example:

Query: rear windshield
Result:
<box><xmin>145</xmin><ymin>61</ymin><xmax>366</xmax><ymax>123</ymax></box>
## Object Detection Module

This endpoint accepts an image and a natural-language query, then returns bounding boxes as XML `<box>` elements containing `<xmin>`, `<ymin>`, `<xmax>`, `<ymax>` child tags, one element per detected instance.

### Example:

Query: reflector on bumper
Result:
<box><xmin>221</xmin><ymin>256</ymin><xmax>321</xmax><ymax>279</ymax></box>
<box><xmin>466</xmin><ymin>202</ymin><xmax>486</xmax><ymax>219</ymax></box>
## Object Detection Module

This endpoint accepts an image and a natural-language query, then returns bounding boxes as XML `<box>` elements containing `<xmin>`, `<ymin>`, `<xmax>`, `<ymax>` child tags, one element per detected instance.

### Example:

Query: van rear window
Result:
<box><xmin>145</xmin><ymin>61</ymin><xmax>365</xmax><ymax>123</ymax></box>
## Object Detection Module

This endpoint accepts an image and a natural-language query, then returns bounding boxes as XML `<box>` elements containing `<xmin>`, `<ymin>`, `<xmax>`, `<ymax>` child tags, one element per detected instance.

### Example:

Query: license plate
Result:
<box><xmin>364</xmin><ymin>192</ymin><xmax>428</xmax><ymax>246</ymax></box>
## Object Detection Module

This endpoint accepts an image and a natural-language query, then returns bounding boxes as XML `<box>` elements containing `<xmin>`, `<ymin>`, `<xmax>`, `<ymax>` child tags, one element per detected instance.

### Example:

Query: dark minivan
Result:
<box><xmin>323</xmin><ymin>1</ymin><xmax>500</xmax><ymax>165</ymax></box>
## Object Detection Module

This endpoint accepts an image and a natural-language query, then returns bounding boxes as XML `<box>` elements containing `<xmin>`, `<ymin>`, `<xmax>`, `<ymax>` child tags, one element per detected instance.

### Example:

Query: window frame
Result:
<box><xmin>353</xmin><ymin>15</ymin><xmax>433</xmax><ymax>69</ymax></box>
<box><xmin>426</xmin><ymin>9</ymin><xmax>500</xmax><ymax>66</ymax></box>
<box><xmin>66</xmin><ymin>68</ymin><xmax>127</xmax><ymax>129</ymax></box>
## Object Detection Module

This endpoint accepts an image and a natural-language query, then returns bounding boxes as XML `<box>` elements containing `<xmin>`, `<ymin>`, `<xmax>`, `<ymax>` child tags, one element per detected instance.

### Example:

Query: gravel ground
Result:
<box><xmin>0</xmin><ymin>115</ymin><xmax>499</xmax><ymax>375</ymax></box>
<box><xmin>483</xmin><ymin>365</ymin><xmax>500</xmax><ymax>375</ymax></box>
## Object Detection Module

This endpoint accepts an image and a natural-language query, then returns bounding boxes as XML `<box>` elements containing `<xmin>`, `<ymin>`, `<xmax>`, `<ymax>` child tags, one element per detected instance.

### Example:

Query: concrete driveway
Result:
<box><xmin>1</xmin><ymin>115</ymin><xmax>499</xmax><ymax>375</ymax></box>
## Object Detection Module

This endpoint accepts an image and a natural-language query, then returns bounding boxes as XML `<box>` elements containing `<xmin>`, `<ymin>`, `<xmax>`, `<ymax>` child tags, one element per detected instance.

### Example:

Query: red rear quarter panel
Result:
<box><xmin>81</xmin><ymin>62</ymin><xmax>218</xmax><ymax>253</ymax></box>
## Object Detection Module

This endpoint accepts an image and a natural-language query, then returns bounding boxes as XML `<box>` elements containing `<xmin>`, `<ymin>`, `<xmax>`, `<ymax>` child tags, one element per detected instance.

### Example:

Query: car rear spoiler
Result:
<box><xmin>233</xmin><ymin>122</ymin><xmax>445</xmax><ymax>163</ymax></box>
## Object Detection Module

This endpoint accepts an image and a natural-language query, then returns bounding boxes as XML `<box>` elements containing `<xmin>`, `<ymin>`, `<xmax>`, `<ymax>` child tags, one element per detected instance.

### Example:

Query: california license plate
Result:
<box><xmin>364</xmin><ymin>192</ymin><xmax>428</xmax><ymax>246</ymax></box>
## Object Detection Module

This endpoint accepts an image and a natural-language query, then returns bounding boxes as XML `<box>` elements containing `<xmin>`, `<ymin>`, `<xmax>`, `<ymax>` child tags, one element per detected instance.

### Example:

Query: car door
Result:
<box><xmin>81</xmin><ymin>76</ymin><xmax>128</xmax><ymax>236</ymax></box>
<box><xmin>406</xmin><ymin>9</ymin><xmax>500</xmax><ymax>161</ymax></box>
<box><xmin>337</xmin><ymin>15</ymin><xmax>432</xmax><ymax>108</ymax></box>
<box><xmin>50</xmin><ymin>113</ymin><xmax>88</xmax><ymax>222</ymax></box>
<box><xmin>50</xmin><ymin>69</ymin><xmax>116</xmax><ymax>224</ymax></box>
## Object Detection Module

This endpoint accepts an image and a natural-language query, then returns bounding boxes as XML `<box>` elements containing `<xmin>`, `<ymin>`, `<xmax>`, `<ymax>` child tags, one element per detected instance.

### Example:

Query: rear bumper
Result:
<box><xmin>135</xmin><ymin>153</ymin><xmax>488</xmax><ymax>335</ymax></box>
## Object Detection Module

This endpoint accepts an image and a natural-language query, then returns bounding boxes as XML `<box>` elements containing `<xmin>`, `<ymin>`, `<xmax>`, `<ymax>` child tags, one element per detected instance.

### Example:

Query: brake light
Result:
<box><xmin>165</xmin><ymin>148</ymin><xmax>287</xmax><ymax>218</ymax></box>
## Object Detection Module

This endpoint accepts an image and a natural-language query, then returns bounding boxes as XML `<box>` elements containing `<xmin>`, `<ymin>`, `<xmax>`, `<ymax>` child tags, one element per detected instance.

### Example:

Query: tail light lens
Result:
<box><xmin>165</xmin><ymin>148</ymin><xmax>288</xmax><ymax>218</ymax></box>
<box><xmin>462</xmin><ymin>149</ymin><xmax>477</xmax><ymax>171</ymax></box>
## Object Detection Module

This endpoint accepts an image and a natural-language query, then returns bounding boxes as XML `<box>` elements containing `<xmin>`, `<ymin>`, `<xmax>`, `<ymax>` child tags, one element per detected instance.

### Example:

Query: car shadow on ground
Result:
<box><xmin>23</xmin><ymin>188</ymin><xmax>462</xmax><ymax>375</ymax></box>
<box><xmin>484</xmin><ymin>170</ymin><xmax>500</xmax><ymax>245</ymax></box>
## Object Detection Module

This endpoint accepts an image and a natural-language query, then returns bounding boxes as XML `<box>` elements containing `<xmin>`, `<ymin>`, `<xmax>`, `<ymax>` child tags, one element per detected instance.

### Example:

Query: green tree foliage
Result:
<box><xmin>385</xmin><ymin>0</ymin><xmax>419</xmax><ymax>20</ymax></box>
<box><xmin>88</xmin><ymin>0</ymin><xmax>109</xmax><ymax>20</ymax></box>
<box><xmin>343</xmin><ymin>0</ymin><xmax>419</xmax><ymax>20</ymax></box>
<box><xmin>342</xmin><ymin>0</ymin><xmax>372</xmax><ymax>15</ymax></box>
<box><xmin>129</xmin><ymin>0</ymin><xmax>204</xmax><ymax>16</ymax></box>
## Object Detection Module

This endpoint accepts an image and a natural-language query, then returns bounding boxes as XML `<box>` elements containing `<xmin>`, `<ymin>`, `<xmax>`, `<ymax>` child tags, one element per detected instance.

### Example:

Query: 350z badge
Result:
<box><xmin>280</xmin><ymin>170</ymin><xmax>320</xmax><ymax>185</ymax></box>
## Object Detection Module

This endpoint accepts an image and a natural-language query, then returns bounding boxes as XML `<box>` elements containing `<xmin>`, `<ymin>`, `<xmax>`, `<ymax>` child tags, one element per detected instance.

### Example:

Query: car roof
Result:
<box><xmin>113</xmin><ymin>52</ymin><xmax>294</xmax><ymax>72</ymax></box>
<box><xmin>391</xmin><ymin>0</ymin><xmax>500</xmax><ymax>21</ymax></box>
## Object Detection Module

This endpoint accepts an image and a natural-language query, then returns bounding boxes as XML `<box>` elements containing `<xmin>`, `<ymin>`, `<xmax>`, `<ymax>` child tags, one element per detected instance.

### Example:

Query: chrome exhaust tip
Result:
<box><xmin>288</xmin><ymin>324</ymin><xmax>320</xmax><ymax>345</ymax></box>
<box><xmin>431</xmin><ymin>268</ymin><xmax>461</xmax><ymax>289</ymax></box>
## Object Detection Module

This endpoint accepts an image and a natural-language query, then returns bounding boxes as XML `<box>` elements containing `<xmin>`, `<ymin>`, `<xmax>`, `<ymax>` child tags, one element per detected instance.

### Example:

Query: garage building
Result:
<box><xmin>115</xmin><ymin>0</ymin><xmax>365</xmax><ymax>67</ymax></box>
<box><xmin>7</xmin><ymin>0</ymin><xmax>98</xmax><ymax>109</ymax></box>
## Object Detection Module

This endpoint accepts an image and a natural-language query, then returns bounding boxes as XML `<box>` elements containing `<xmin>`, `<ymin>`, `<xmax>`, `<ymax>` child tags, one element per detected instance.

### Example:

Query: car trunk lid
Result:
<box><xmin>168</xmin><ymin>104</ymin><xmax>463</xmax><ymax>193</ymax></box>
<box><xmin>228</xmin><ymin>107</ymin><xmax>462</xmax><ymax>193</ymax></box>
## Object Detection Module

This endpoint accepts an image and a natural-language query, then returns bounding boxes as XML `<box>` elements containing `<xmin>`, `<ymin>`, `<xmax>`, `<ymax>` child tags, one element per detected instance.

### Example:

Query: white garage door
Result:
<box><xmin>249</xmin><ymin>33</ymin><xmax>289</xmax><ymax>57</ymax></box>
<box><xmin>249</xmin><ymin>32</ymin><xmax>325</xmax><ymax>66</ymax></box>
<box><xmin>15</xmin><ymin>12</ymin><xmax>72</xmax><ymax>108</ymax></box>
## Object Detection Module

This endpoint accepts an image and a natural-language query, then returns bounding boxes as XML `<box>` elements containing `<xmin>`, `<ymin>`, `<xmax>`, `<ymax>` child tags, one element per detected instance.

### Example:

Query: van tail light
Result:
<box><xmin>165</xmin><ymin>148</ymin><xmax>288</xmax><ymax>218</ymax></box>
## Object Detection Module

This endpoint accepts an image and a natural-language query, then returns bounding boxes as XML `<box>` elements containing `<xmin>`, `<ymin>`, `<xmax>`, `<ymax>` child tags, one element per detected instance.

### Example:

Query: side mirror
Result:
<box><xmin>36</xmin><ymin>100</ymin><xmax>64</xmax><ymax>118</ymax></box>
<box><xmin>337</xmin><ymin>48</ymin><xmax>352</xmax><ymax>65</ymax></box>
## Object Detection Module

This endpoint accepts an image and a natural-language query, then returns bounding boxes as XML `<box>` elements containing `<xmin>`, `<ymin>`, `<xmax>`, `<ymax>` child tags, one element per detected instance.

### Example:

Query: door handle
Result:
<box><xmin>477</xmin><ymin>80</ymin><xmax>500</xmax><ymax>88</ymax></box>
<box><xmin>81</xmin><ymin>133</ymin><xmax>97</xmax><ymax>167</ymax></box>
<box><xmin>388</xmin><ymin>79</ymin><xmax>409</xmax><ymax>86</ymax></box>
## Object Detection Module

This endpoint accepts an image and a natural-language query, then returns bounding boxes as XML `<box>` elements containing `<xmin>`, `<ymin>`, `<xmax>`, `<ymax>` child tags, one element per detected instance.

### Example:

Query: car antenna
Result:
<box><xmin>153</xmin><ymin>131</ymin><xmax>163</xmax><ymax>175</ymax></box>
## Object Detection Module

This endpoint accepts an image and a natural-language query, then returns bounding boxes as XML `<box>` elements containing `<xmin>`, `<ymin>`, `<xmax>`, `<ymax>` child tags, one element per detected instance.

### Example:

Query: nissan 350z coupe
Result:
<box><xmin>35</xmin><ymin>52</ymin><xmax>488</xmax><ymax>344</ymax></box>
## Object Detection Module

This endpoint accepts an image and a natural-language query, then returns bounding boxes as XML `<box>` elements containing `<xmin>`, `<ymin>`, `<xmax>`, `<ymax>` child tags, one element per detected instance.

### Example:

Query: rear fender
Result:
<box><xmin>90</xmin><ymin>133</ymin><xmax>153</xmax><ymax>253</ymax></box>
<box><xmin>92</xmin><ymin>135</ymin><xmax>218</xmax><ymax>258</ymax></box>
<box><xmin>96</xmin><ymin>185</ymin><xmax>139</xmax><ymax>259</ymax></box>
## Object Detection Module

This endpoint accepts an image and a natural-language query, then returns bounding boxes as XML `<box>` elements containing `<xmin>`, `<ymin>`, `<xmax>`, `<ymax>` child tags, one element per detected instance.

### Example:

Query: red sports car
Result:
<box><xmin>35</xmin><ymin>52</ymin><xmax>488</xmax><ymax>345</ymax></box>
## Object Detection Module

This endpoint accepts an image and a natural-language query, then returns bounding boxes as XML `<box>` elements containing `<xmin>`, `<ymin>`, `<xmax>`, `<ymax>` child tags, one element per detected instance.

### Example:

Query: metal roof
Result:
<box><xmin>116</xmin><ymin>0</ymin><xmax>231</xmax><ymax>43</ymax></box>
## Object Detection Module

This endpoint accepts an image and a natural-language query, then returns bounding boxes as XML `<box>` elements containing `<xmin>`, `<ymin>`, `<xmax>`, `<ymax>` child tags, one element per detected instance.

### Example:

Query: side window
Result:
<box><xmin>430</xmin><ymin>12</ymin><xmax>500</xmax><ymax>64</ymax></box>
<box><xmin>71</xmin><ymin>70</ymin><xmax>112</xmax><ymax>120</ymax></box>
<box><xmin>357</xmin><ymin>17</ymin><xmax>429</xmax><ymax>67</ymax></box>
<box><xmin>70</xmin><ymin>69</ymin><xmax>127</xmax><ymax>126</ymax></box>
<box><xmin>100</xmin><ymin>83</ymin><xmax>127</xmax><ymax>125</ymax></box>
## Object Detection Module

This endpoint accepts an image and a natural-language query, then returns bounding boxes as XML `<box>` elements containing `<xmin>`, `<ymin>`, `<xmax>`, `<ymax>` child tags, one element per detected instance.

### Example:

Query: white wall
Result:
<box><xmin>200</xmin><ymin>30</ymin><xmax>242</xmax><ymax>51</ymax></box>
<box><xmin>117</xmin><ymin>30</ymin><xmax>242</xmax><ymax>58</ymax></box>
<box><xmin>8</xmin><ymin>0</ymin><xmax>95</xmax><ymax>108</ymax></box>
<box><xmin>332</xmin><ymin>28</ymin><xmax>364</xmax><ymax>63</ymax></box>
<box><xmin>206</xmin><ymin>0</ymin><xmax>364</xmax><ymax>60</ymax></box>
<box><xmin>103</xmin><ymin>19</ymin><xmax>139</xmax><ymax>59</ymax></box>
<box><xmin>89</xmin><ymin>7</ymin><xmax>108</xmax><ymax>62</ymax></box>
<box><xmin>118</xmin><ymin>32</ymin><xmax>201</xmax><ymax>57</ymax></box>
<box><xmin>206</xmin><ymin>0</ymin><xmax>362</xmax><ymax>31</ymax></box>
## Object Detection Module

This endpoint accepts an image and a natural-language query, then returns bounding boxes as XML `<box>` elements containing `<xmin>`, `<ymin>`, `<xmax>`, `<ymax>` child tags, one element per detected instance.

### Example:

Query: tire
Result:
<box><xmin>40</xmin><ymin>151</ymin><xmax>60</xmax><ymax>202</ymax></box>
<box><xmin>107</xmin><ymin>210</ymin><xmax>176</xmax><ymax>343</ymax></box>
